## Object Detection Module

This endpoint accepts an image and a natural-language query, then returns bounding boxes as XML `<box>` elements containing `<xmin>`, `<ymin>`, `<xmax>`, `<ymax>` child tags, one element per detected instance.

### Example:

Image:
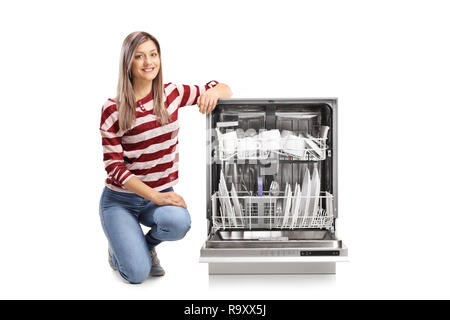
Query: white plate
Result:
<box><xmin>289</xmin><ymin>184</ymin><xmax>297</xmax><ymax>228</ymax></box>
<box><xmin>282</xmin><ymin>184</ymin><xmax>291</xmax><ymax>228</ymax></box>
<box><xmin>299</xmin><ymin>168</ymin><xmax>311</xmax><ymax>227</ymax></box>
<box><xmin>222</xmin><ymin>182</ymin><xmax>237</xmax><ymax>228</ymax></box>
<box><xmin>225</xmin><ymin>189</ymin><xmax>237</xmax><ymax>228</ymax></box>
<box><xmin>308</xmin><ymin>167</ymin><xmax>321</xmax><ymax>227</ymax></box>
<box><xmin>219</xmin><ymin>207</ymin><xmax>225</xmax><ymax>228</ymax></box>
<box><xmin>219</xmin><ymin>170</ymin><xmax>227</xmax><ymax>190</ymax></box>
<box><xmin>219</xmin><ymin>170</ymin><xmax>237</xmax><ymax>227</ymax></box>
<box><xmin>217</xmin><ymin>180</ymin><xmax>226</xmax><ymax>213</ymax></box>
<box><xmin>230</xmin><ymin>183</ymin><xmax>244</xmax><ymax>225</ymax></box>
<box><xmin>217</xmin><ymin>187</ymin><xmax>226</xmax><ymax>226</ymax></box>
<box><xmin>279</xmin><ymin>183</ymin><xmax>289</xmax><ymax>226</ymax></box>
<box><xmin>281</xmin><ymin>183</ymin><xmax>288</xmax><ymax>216</ymax></box>
<box><xmin>217</xmin><ymin>171</ymin><xmax>226</xmax><ymax>210</ymax></box>
<box><xmin>296</xmin><ymin>183</ymin><xmax>303</xmax><ymax>227</ymax></box>
<box><xmin>290</xmin><ymin>183</ymin><xmax>301</xmax><ymax>229</ymax></box>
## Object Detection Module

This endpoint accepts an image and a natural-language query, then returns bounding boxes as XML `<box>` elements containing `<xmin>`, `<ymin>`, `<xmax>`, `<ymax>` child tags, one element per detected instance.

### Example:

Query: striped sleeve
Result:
<box><xmin>99</xmin><ymin>101</ymin><xmax>135</xmax><ymax>187</ymax></box>
<box><xmin>177</xmin><ymin>80</ymin><xmax>219</xmax><ymax>108</ymax></box>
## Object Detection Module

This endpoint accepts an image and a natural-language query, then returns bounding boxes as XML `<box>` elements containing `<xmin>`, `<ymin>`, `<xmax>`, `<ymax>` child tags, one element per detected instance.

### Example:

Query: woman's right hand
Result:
<box><xmin>152</xmin><ymin>191</ymin><xmax>187</xmax><ymax>208</ymax></box>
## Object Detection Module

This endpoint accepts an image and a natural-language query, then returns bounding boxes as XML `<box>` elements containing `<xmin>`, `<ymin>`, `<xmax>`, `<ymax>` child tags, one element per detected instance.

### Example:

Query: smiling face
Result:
<box><xmin>130</xmin><ymin>40</ymin><xmax>160</xmax><ymax>83</ymax></box>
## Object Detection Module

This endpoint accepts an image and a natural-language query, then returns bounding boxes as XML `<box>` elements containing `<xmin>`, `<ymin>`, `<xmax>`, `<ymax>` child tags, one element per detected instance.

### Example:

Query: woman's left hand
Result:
<box><xmin>197</xmin><ymin>89</ymin><xmax>220</xmax><ymax>114</ymax></box>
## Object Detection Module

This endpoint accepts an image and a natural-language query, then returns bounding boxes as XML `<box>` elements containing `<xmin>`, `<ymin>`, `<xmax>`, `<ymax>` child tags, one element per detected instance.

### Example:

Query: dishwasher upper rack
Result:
<box><xmin>211</xmin><ymin>191</ymin><xmax>334</xmax><ymax>232</ymax></box>
<box><xmin>215</xmin><ymin>136</ymin><xmax>328</xmax><ymax>161</ymax></box>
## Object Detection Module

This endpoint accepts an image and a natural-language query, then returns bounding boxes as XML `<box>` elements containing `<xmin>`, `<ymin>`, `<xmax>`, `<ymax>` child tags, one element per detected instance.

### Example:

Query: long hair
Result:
<box><xmin>116</xmin><ymin>31</ymin><xmax>170</xmax><ymax>132</ymax></box>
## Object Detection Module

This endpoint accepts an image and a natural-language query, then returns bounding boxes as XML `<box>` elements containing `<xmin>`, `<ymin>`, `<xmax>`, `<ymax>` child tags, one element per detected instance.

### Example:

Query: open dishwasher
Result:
<box><xmin>199</xmin><ymin>98</ymin><xmax>348</xmax><ymax>274</ymax></box>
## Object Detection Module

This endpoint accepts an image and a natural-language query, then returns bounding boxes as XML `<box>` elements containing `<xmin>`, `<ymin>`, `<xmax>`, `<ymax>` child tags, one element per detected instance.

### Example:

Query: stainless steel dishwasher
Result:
<box><xmin>199</xmin><ymin>98</ymin><xmax>348</xmax><ymax>274</ymax></box>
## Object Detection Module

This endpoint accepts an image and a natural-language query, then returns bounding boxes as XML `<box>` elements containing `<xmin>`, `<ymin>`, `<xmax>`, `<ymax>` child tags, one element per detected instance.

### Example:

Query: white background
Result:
<box><xmin>0</xmin><ymin>0</ymin><xmax>449</xmax><ymax>299</ymax></box>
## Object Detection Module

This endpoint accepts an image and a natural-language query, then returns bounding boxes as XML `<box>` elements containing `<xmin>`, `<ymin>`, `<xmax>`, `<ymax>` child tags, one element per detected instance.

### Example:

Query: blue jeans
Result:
<box><xmin>99</xmin><ymin>186</ymin><xmax>191</xmax><ymax>284</ymax></box>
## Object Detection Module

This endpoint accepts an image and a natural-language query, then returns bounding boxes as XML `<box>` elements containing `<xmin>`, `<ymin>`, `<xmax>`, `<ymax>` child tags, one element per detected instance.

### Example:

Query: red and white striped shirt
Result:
<box><xmin>99</xmin><ymin>80</ymin><xmax>219</xmax><ymax>193</ymax></box>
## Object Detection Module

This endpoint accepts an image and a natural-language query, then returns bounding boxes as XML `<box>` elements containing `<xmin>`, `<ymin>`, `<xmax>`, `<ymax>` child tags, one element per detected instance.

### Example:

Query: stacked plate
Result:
<box><xmin>307</xmin><ymin>167</ymin><xmax>321</xmax><ymax>227</ymax></box>
<box><xmin>218</xmin><ymin>170</ymin><xmax>244</xmax><ymax>228</ymax></box>
<box><xmin>281</xmin><ymin>183</ymin><xmax>292</xmax><ymax>228</ymax></box>
<box><xmin>281</xmin><ymin>167</ymin><xmax>321</xmax><ymax>229</ymax></box>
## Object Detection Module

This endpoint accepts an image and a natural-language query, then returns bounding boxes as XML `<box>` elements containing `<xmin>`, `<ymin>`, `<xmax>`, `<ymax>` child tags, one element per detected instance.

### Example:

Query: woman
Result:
<box><xmin>98</xmin><ymin>31</ymin><xmax>232</xmax><ymax>284</ymax></box>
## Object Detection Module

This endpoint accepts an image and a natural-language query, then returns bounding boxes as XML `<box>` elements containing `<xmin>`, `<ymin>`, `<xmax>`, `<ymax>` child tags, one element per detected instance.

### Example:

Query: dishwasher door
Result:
<box><xmin>200</xmin><ymin>230</ymin><xmax>348</xmax><ymax>274</ymax></box>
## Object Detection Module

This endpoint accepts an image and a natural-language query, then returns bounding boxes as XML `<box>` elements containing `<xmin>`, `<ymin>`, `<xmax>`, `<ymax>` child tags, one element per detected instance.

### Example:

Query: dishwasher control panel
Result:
<box><xmin>301</xmin><ymin>250</ymin><xmax>340</xmax><ymax>256</ymax></box>
<box><xmin>260</xmin><ymin>249</ymin><xmax>341</xmax><ymax>257</ymax></box>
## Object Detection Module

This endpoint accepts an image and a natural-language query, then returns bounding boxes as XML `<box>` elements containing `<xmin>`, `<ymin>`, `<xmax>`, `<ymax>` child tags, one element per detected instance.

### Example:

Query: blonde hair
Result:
<box><xmin>116</xmin><ymin>31</ymin><xmax>170</xmax><ymax>132</ymax></box>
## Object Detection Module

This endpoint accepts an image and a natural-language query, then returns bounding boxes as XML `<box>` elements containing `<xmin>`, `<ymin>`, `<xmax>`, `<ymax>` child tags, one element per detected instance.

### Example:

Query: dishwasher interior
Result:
<box><xmin>200</xmin><ymin>99</ymin><xmax>348</xmax><ymax>274</ymax></box>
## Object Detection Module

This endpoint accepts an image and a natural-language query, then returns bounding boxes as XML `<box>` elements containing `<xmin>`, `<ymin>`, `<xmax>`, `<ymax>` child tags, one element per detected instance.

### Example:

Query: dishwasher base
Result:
<box><xmin>200</xmin><ymin>236</ymin><xmax>348</xmax><ymax>275</ymax></box>
<box><xmin>208</xmin><ymin>262</ymin><xmax>336</xmax><ymax>274</ymax></box>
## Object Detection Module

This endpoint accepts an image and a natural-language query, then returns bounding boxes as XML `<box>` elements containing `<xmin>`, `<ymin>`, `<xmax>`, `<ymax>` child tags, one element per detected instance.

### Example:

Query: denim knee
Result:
<box><xmin>120</xmin><ymin>261</ymin><xmax>151</xmax><ymax>284</ymax></box>
<box><xmin>157</xmin><ymin>206</ymin><xmax>191</xmax><ymax>240</ymax></box>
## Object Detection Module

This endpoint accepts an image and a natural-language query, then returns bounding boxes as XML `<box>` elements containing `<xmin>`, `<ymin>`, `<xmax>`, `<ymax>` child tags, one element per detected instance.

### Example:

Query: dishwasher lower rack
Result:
<box><xmin>211</xmin><ymin>191</ymin><xmax>334</xmax><ymax>232</ymax></box>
